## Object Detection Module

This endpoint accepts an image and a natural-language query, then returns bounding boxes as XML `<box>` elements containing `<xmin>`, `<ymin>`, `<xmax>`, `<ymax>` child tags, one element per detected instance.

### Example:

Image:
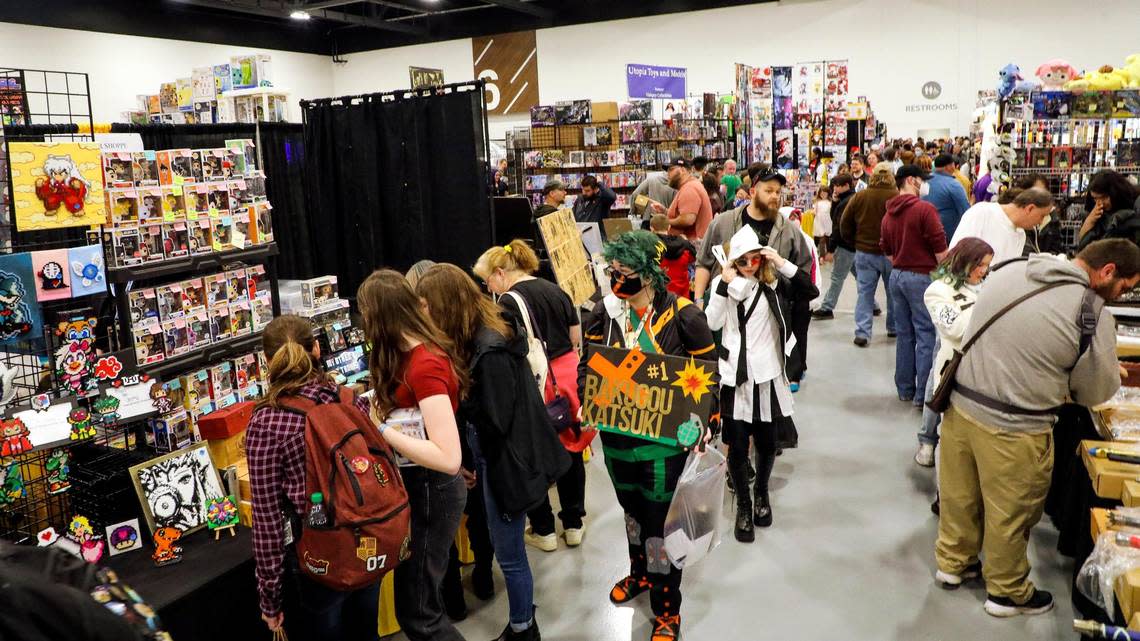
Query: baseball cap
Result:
<box><xmin>896</xmin><ymin>164</ymin><xmax>931</xmax><ymax>181</ymax></box>
<box><xmin>933</xmin><ymin>153</ymin><xmax>957</xmax><ymax>168</ymax></box>
<box><xmin>542</xmin><ymin>180</ymin><xmax>566</xmax><ymax>195</ymax></box>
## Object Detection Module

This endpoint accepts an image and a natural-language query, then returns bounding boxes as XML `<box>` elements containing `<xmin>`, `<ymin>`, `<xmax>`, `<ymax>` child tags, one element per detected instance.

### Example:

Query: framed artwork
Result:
<box><xmin>8</xmin><ymin>142</ymin><xmax>107</xmax><ymax>231</ymax></box>
<box><xmin>0</xmin><ymin>252</ymin><xmax>43</xmax><ymax>344</ymax></box>
<box><xmin>130</xmin><ymin>442</ymin><xmax>225</xmax><ymax>535</ymax></box>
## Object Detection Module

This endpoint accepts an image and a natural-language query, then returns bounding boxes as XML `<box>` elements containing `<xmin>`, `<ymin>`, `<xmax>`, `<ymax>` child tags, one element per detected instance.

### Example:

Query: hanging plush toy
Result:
<box><xmin>1035</xmin><ymin>59</ymin><xmax>1079</xmax><ymax>91</ymax></box>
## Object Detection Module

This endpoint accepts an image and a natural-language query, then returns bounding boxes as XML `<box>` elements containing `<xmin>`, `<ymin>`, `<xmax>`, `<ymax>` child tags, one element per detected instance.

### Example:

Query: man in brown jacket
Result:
<box><xmin>840</xmin><ymin>164</ymin><xmax>899</xmax><ymax>346</ymax></box>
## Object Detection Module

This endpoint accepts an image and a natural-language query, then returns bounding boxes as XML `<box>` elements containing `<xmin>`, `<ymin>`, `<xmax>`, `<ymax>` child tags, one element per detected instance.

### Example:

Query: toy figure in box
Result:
<box><xmin>0</xmin><ymin>418</ymin><xmax>31</xmax><ymax>456</ymax></box>
<box><xmin>109</xmin><ymin>189</ymin><xmax>139</xmax><ymax>224</ymax></box>
<box><xmin>227</xmin><ymin>269</ymin><xmax>248</xmax><ymax>302</ymax></box>
<box><xmin>46</xmin><ymin>447</ymin><xmax>70</xmax><ymax>494</ymax></box>
<box><xmin>55</xmin><ymin>317</ymin><xmax>97</xmax><ymax>396</ymax></box>
<box><xmin>158</xmin><ymin>285</ymin><xmax>184</xmax><ymax>320</ymax></box>
<box><xmin>152</xmin><ymin>526</ymin><xmax>183</xmax><ymax>566</ymax></box>
<box><xmin>162</xmin><ymin>320</ymin><xmax>189</xmax><ymax>357</ymax></box>
<box><xmin>134</xmin><ymin>152</ymin><xmax>160</xmax><ymax>187</ymax></box>
<box><xmin>189</xmin><ymin>219</ymin><xmax>212</xmax><ymax>255</ymax></box>
<box><xmin>134</xmin><ymin>327</ymin><xmax>165</xmax><ymax>365</ymax></box>
<box><xmin>162</xmin><ymin>222</ymin><xmax>190</xmax><ymax>259</ymax></box>
<box><xmin>68</xmin><ymin>408</ymin><xmax>95</xmax><ymax>440</ymax></box>
<box><xmin>91</xmin><ymin>395</ymin><xmax>121</xmax><ymax>425</ymax></box>
<box><xmin>0</xmin><ymin>459</ymin><xmax>25</xmax><ymax>505</ymax></box>
<box><xmin>103</xmin><ymin>154</ymin><xmax>135</xmax><ymax>188</ymax></box>
<box><xmin>139</xmin><ymin>191</ymin><xmax>163</xmax><ymax>223</ymax></box>
<box><xmin>139</xmin><ymin>224</ymin><xmax>165</xmax><ymax>262</ymax></box>
<box><xmin>149</xmin><ymin>381</ymin><xmax>175</xmax><ymax>414</ymax></box>
<box><xmin>163</xmin><ymin>189</ymin><xmax>186</xmax><ymax>217</ymax></box>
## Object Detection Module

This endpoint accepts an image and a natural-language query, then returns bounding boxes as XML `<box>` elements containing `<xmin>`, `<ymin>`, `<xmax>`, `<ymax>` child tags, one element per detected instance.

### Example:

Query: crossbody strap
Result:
<box><xmin>958</xmin><ymin>282</ymin><xmax>1069</xmax><ymax>357</ymax></box>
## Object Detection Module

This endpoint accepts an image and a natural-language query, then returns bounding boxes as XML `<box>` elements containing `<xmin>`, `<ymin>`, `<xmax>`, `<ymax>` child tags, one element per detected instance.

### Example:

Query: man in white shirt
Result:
<box><xmin>949</xmin><ymin>188</ymin><xmax>1054</xmax><ymax>265</ymax></box>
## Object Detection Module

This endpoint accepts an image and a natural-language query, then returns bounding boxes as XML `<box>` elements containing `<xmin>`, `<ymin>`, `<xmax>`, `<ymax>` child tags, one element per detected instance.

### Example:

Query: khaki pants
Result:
<box><xmin>934</xmin><ymin>406</ymin><xmax>1054</xmax><ymax>603</ymax></box>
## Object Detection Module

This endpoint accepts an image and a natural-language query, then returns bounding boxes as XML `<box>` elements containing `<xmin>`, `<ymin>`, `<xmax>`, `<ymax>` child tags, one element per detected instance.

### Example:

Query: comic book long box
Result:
<box><xmin>581</xmin><ymin>346</ymin><xmax>719</xmax><ymax>448</ymax></box>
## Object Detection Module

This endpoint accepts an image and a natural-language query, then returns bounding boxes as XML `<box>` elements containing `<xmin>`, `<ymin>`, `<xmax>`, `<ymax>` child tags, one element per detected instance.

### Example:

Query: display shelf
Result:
<box><xmin>138</xmin><ymin>330</ymin><xmax>262</xmax><ymax>379</ymax></box>
<box><xmin>106</xmin><ymin>242</ymin><xmax>279</xmax><ymax>284</ymax></box>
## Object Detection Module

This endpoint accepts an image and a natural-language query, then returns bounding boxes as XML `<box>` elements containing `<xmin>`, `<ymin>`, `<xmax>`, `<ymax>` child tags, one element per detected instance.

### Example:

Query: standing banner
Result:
<box><xmin>626</xmin><ymin>64</ymin><xmax>687</xmax><ymax>100</ymax></box>
<box><xmin>582</xmin><ymin>346</ymin><xmax>719</xmax><ymax>448</ymax></box>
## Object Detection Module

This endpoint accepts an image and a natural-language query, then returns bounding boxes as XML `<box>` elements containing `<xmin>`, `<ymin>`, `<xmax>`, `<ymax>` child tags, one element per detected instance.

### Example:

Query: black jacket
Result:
<box><xmin>463</xmin><ymin>311</ymin><xmax>571</xmax><ymax>516</ymax></box>
<box><xmin>828</xmin><ymin>190</ymin><xmax>856</xmax><ymax>253</ymax></box>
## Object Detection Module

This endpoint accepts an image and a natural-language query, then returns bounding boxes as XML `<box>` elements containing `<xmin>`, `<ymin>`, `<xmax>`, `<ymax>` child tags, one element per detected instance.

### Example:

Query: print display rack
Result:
<box><xmin>513</xmin><ymin>116</ymin><xmax>735</xmax><ymax>213</ymax></box>
<box><xmin>996</xmin><ymin>90</ymin><xmax>1140</xmax><ymax>252</ymax></box>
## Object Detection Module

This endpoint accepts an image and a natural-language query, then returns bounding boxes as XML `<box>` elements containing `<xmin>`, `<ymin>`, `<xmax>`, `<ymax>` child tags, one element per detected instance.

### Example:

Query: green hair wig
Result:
<box><xmin>602</xmin><ymin>230</ymin><xmax>669</xmax><ymax>292</ymax></box>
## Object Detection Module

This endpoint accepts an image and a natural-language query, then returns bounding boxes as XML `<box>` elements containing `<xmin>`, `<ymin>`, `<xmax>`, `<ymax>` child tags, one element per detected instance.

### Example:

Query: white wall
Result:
<box><xmin>331</xmin><ymin>0</ymin><xmax>1140</xmax><ymax>140</ymax></box>
<box><xmin>0</xmin><ymin>22</ymin><xmax>333</xmax><ymax>124</ymax></box>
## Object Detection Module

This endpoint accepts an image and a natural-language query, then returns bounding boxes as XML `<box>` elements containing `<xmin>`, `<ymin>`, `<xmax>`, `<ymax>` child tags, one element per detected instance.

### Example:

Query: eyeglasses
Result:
<box><xmin>733</xmin><ymin>256</ymin><xmax>761</xmax><ymax>268</ymax></box>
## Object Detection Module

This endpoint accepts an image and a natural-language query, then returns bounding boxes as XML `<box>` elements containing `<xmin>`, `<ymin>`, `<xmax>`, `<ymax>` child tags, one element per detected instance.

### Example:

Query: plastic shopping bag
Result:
<box><xmin>663</xmin><ymin>446</ymin><xmax>726</xmax><ymax>569</ymax></box>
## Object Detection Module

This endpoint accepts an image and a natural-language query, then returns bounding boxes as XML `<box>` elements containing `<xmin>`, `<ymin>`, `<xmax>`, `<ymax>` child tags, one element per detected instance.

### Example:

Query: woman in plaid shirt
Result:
<box><xmin>247</xmin><ymin>315</ymin><xmax>382</xmax><ymax>640</ymax></box>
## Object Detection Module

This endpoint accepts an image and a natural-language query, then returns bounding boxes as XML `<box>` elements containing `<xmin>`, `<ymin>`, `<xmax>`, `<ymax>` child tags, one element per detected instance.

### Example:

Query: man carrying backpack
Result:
<box><xmin>934</xmin><ymin>240</ymin><xmax>1140</xmax><ymax>618</ymax></box>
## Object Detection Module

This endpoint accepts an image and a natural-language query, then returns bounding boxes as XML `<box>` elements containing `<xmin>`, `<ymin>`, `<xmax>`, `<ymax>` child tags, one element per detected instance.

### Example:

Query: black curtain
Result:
<box><xmin>301</xmin><ymin>87</ymin><xmax>491</xmax><ymax>297</ymax></box>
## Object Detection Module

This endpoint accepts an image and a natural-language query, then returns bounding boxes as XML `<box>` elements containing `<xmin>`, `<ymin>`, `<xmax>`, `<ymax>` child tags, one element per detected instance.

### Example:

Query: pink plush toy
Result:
<box><xmin>1036</xmin><ymin>59</ymin><xmax>1079</xmax><ymax>90</ymax></box>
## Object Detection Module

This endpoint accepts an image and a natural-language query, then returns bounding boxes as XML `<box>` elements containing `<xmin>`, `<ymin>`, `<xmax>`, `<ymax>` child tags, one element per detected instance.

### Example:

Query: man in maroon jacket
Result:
<box><xmin>880</xmin><ymin>165</ymin><xmax>948</xmax><ymax>407</ymax></box>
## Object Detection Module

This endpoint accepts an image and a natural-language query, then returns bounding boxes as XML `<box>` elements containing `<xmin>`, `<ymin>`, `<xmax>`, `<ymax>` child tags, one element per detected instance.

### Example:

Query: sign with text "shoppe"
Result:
<box><xmin>626</xmin><ymin>64</ymin><xmax>687</xmax><ymax>99</ymax></box>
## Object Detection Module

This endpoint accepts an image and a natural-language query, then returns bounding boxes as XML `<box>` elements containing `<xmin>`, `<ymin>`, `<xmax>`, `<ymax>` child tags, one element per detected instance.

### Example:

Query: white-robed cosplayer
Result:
<box><xmin>705</xmin><ymin>226</ymin><xmax>818</xmax><ymax>542</ymax></box>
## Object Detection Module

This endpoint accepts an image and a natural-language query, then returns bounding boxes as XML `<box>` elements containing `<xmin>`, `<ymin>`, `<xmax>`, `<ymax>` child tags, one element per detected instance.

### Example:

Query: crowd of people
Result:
<box><xmin>242</xmin><ymin>138</ymin><xmax>1140</xmax><ymax>641</ymax></box>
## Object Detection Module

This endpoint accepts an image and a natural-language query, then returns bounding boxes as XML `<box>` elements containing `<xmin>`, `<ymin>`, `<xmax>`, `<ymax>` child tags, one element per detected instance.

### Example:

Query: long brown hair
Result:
<box><xmin>357</xmin><ymin>269</ymin><xmax>468</xmax><ymax>419</ymax></box>
<box><xmin>415</xmin><ymin>264</ymin><xmax>511</xmax><ymax>367</ymax></box>
<box><xmin>258</xmin><ymin>314</ymin><xmax>329</xmax><ymax>409</ymax></box>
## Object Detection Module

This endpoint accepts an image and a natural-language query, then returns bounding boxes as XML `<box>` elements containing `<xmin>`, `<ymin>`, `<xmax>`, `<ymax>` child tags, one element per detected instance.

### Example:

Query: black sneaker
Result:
<box><xmin>811</xmin><ymin>309</ymin><xmax>835</xmax><ymax>320</ymax></box>
<box><xmin>853</xmin><ymin>337</ymin><xmax>869</xmax><ymax>347</ymax></box>
<box><xmin>983</xmin><ymin>590</ymin><xmax>1054</xmax><ymax>617</ymax></box>
<box><xmin>935</xmin><ymin>561</ymin><xmax>981</xmax><ymax>590</ymax></box>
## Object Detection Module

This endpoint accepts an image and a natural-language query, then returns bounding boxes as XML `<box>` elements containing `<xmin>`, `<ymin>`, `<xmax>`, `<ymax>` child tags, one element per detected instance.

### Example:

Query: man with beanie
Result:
<box><xmin>880</xmin><ymin>165</ymin><xmax>948</xmax><ymax>406</ymax></box>
<box><xmin>924</xmin><ymin>154</ymin><xmax>971</xmax><ymax>242</ymax></box>
<box><xmin>840</xmin><ymin>164</ymin><xmax>899</xmax><ymax>346</ymax></box>
<box><xmin>935</xmin><ymin>239</ymin><xmax>1140</xmax><ymax>618</ymax></box>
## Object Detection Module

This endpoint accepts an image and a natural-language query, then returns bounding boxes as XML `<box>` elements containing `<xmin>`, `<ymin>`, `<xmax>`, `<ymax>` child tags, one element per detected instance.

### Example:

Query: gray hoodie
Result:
<box><xmin>951</xmin><ymin>254</ymin><xmax>1119</xmax><ymax>434</ymax></box>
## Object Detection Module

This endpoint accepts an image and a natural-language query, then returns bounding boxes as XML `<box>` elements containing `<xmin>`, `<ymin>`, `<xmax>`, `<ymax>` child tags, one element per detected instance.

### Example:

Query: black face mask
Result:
<box><xmin>611</xmin><ymin>273</ymin><xmax>644</xmax><ymax>299</ymax></box>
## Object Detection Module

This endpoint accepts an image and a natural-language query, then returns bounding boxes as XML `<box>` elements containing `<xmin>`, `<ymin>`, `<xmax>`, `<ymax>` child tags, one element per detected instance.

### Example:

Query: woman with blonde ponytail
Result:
<box><xmin>246</xmin><ymin>315</ymin><xmax>382</xmax><ymax>641</ymax></box>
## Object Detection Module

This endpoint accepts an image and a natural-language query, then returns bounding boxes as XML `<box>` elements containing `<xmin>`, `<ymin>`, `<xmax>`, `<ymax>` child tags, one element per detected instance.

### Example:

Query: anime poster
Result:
<box><xmin>130</xmin><ymin>443</ymin><xmax>225</xmax><ymax>535</ymax></box>
<box><xmin>8</xmin><ymin>142</ymin><xmax>106</xmax><ymax>231</ymax></box>
<box><xmin>67</xmin><ymin>244</ymin><xmax>106</xmax><ymax>297</ymax></box>
<box><xmin>0</xmin><ymin>252</ymin><xmax>42</xmax><ymax>344</ymax></box>
<box><xmin>30</xmin><ymin>249</ymin><xmax>71</xmax><ymax>302</ymax></box>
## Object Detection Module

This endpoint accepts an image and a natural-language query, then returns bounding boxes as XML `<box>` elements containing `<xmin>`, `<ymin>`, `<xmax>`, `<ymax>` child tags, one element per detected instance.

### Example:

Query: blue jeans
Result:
<box><xmin>468</xmin><ymin>426</ymin><xmax>534</xmax><ymax>628</ymax></box>
<box><xmin>889</xmin><ymin>270</ymin><xmax>936</xmax><ymax>403</ymax></box>
<box><xmin>918</xmin><ymin>338</ymin><xmax>942</xmax><ymax>446</ymax></box>
<box><xmin>854</xmin><ymin>251</ymin><xmax>894</xmax><ymax>339</ymax></box>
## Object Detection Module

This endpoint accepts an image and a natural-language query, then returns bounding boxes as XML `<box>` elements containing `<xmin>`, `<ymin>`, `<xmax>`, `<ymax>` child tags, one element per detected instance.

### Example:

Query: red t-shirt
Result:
<box><xmin>667</xmin><ymin>178</ymin><xmax>714</xmax><ymax>241</ymax></box>
<box><xmin>394</xmin><ymin>344</ymin><xmax>460</xmax><ymax>412</ymax></box>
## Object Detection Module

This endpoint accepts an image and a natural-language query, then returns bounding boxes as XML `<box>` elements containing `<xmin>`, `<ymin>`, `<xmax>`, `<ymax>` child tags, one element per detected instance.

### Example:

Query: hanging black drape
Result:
<box><xmin>300</xmin><ymin>85</ymin><xmax>491</xmax><ymax>297</ymax></box>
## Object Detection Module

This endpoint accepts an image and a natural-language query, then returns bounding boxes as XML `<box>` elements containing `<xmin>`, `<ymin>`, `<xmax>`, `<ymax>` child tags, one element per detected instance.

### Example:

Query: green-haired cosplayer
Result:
<box><xmin>576</xmin><ymin>230</ymin><xmax>717</xmax><ymax>641</ymax></box>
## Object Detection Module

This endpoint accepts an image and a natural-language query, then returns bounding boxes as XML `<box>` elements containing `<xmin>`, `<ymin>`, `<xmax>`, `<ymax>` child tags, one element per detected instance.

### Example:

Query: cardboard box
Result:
<box><xmin>591</xmin><ymin>101</ymin><xmax>618</xmax><ymax>122</ymax></box>
<box><xmin>206</xmin><ymin>430</ymin><xmax>246</xmax><ymax>470</ymax></box>
<box><xmin>1081</xmin><ymin>440</ymin><xmax>1140</xmax><ymax>499</ymax></box>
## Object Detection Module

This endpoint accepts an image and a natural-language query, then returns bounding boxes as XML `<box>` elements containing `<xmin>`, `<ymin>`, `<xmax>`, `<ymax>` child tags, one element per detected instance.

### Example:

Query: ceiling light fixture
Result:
<box><xmin>289</xmin><ymin>10</ymin><xmax>311</xmax><ymax>20</ymax></box>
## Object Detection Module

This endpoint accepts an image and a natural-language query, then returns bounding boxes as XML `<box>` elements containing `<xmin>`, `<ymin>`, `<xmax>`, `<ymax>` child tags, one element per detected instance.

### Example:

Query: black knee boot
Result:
<box><xmin>753</xmin><ymin>452</ymin><xmax>776</xmax><ymax>528</ymax></box>
<box><xmin>730</xmin><ymin>459</ymin><xmax>754</xmax><ymax>542</ymax></box>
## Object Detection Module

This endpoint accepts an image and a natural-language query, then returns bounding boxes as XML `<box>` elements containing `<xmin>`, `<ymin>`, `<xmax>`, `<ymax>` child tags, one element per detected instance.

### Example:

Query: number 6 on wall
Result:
<box><xmin>478</xmin><ymin>69</ymin><xmax>500</xmax><ymax>111</ymax></box>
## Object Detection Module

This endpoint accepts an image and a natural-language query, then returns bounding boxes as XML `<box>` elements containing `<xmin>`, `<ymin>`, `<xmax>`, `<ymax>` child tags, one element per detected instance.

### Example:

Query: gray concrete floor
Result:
<box><xmin>389</xmin><ymin>266</ymin><xmax>1078</xmax><ymax>641</ymax></box>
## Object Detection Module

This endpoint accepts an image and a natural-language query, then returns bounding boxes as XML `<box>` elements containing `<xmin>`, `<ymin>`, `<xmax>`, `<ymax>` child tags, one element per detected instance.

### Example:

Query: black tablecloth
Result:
<box><xmin>106</xmin><ymin>525</ymin><xmax>265</xmax><ymax>640</ymax></box>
